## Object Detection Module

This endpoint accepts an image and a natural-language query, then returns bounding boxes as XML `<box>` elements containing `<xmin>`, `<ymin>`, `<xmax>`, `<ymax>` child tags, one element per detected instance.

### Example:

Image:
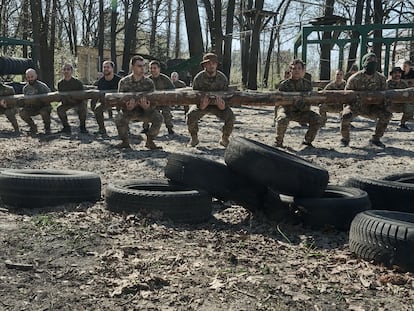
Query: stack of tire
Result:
<box><xmin>223</xmin><ymin>137</ymin><xmax>371</xmax><ymax>231</ymax></box>
<box><xmin>159</xmin><ymin>136</ymin><xmax>370</xmax><ymax>230</ymax></box>
<box><xmin>344</xmin><ymin>174</ymin><xmax>414</xmax><ymax>272</ymax></box>
<box><xmin>0</xmin><ymin>57</ymin><xmax>35</xmax><ymax>75</ymax></box>
<box><xmin>0</xmin><ymin>169</ymin><xmax>101</xmax><ymax>208</ymax></box>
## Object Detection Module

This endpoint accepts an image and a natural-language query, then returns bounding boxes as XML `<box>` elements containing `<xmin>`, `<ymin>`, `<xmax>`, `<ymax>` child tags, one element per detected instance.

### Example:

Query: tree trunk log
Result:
<box><xmin>1</xmin><ymin>87</ymin><xmax>414</xmax><ymax>108</ymax></box>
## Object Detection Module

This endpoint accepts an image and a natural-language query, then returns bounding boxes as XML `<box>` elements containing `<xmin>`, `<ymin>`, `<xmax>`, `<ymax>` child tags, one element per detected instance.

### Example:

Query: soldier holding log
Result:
<box><xmin>93</xmin><ymin>60</ymin><xmax>122</xmax><ymax>135</ymax></box>
<box><xmin>187</xmin><ymin>53</ymin><xmax>235</xmax><ymax>147</ymax></box>
<box><xmin>386</xmin><ymin>66</ymin><xmax>413</xmax><ymax>131</ymax></box>
<box><xmin>275</xmin><ymin>59</ymin><xmax>322</xmax><ymax>148</ymax></box>
<box><xmin>56</xmin><ymin>63</ymin><xmax>88</xmax><ymax>134</ymax></box>
<box><xmin>0</xmin><ymin>80</ymin><xmax>19</xmax><ymax>133</ymax></box>
<box><xmin>19</xmin><ymin>68</ymin><xmax>52</xmax><ymax>135</ymax></box>
<box><xmin>319</xmin><ymin>69</ymin><xmax>346</xmax><ymax>126</ymax></box>
<box><xmin>145</xmin><ymin>60</ymin><xmax>176</xmax><ymax>135</ymax></box>
<box><xmin>340</xmin><ymin>52</ymin><xmax>392</xmax><ymax>148</ymax></box>
<box><xmin>115</xmin><ymin>55</ymin><xmax>163</xmax><ymax>150</ymax></box>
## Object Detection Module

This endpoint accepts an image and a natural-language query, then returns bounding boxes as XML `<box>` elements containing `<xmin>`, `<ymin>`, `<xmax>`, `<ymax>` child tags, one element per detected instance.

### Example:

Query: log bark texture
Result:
<box><xmin>1</xmin><ymin>87</ymin><xmax>413</xmax><ymax>107</ymax></box>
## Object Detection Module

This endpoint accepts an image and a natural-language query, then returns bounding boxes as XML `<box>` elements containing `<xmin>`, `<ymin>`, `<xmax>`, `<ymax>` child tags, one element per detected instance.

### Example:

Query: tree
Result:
<box><xmin>121</xmin><ymin>0</ymin><xmax>143</xmax><ymax>72</ymax></box>
<box><xmin>319</xmin><ymin>0</ymin><xmax>335</xmax><ymax>80</ymax></box>
<box><xmin>346</xmin><ymin>0</ymin><xmax>364</xmax><ymax>72</ymax></box>
<box><xmin>30</xmin><ymin>0</ymin><xmax>57</xmax><ymax>89</ymax></box>
<box><xmin>263</xmin><ymin>0</ymin><xmax>291</xmax><ymax>88</ymax></box>
<box><xmin>182</xmin><ymin>0</ymin><xmax>204</xmax><ymax>77</ymax></box>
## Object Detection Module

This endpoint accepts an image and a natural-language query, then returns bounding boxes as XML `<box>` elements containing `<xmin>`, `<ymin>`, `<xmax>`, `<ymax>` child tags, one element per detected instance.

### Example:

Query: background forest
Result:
<box><xmin>0</xmin><ymin>0</ymin><xmax>413</xmax><ymax>90</ymax></box>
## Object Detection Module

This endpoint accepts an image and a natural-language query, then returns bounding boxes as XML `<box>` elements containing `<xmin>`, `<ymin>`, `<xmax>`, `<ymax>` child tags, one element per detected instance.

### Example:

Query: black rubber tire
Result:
<box><xmin>0</xmin><ymin>169</ymin><xmax>101</xmax><ymax>208</ymax></box>
<box><xmin>105</xmin><ymin>179</ymin><xmax>212</xmax><ymax>224</ymax></box>
<box><xmin>344</xmin><ymin>176</ymin><xmax>414</xmax><ymax>213</ymax></box>
<box><xmin>164</xmin><ymin>153</ymin><xmax>267</xmax><ymax>210</ymax></box>
<box><xmin>0</xmin><ymin>57</ymin><xmax>35</xmax><ymax>75</ymax></box>
<box><xmin>349</xmin><ymin>210</ymin><xmax>414</xmax><ymax>272</ymax></box>
<box><xmin>293</xmin><ymin>185</ymin><xmax>371</xmax><ymax>230</ymax></box>
<box><xmin>224</xmin><ymin>136</ymin><xmax>329</xmax><ymax>197</ymax></box>
<box><xmin>381</xmin><ymin>172</ymin><xmax>414</xmax><ymax>183</ymax></box>
<box><xmin>261</xmin><ymin>188</ymin><xmax>299</xmax><ymax>222</ymax></box>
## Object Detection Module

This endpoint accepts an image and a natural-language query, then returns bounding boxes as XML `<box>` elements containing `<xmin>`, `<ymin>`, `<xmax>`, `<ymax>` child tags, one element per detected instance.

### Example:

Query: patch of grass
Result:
<box><xmin>32</xmin><ymin>214</ymin><xmax>55</xmax><ymax>227</ymax></box>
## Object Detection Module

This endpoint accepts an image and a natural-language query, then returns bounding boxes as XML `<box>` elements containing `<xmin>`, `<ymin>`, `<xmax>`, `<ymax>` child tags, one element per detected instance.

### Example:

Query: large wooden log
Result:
<box><xmin>0</xmin><ymin>87</ymin><xmax>413</xmax><ymax>107</ymax></box>
<box><xmin>104</xmin><ymin>88</ymin><xmax>414</xmax><ymax>107</ymax></box>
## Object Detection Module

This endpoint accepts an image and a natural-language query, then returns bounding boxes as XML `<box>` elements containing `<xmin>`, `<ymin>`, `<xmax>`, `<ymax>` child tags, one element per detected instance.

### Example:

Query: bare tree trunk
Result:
<box><xmin>240</xmin><ymin>0</ymin><xmax>253</xmax><ymax>87</ymax></box>
<box><xmin>213</xmin><ymin>0</ymin><xmax>223</xmax><ymax>58</ymax></box>
<box><xmin>98</xmin><ymin>0</ymin><xmax>104</xmax><ymax>71</ymax></box>
<box><xmin>166</xmin><ymin>1</ymin><xmax>172</xmax><ymax>58</ymax></box>
<box><xmin>111</xmin><ymin>0</ymin><xmax>118</xmax><ymax>71</ymax></box>
<box><xmin>182</xmin><ymin>0</ymin><xmax>204</xmax><ymax>78</ymax></box>
<box><xmin>122</xmin><ymin>0</ymin><xmax>142</xmax><ymax>72</ymax></box>
<box><xmin>174</xmin><ymin>0</ymin><xmax>181</xmax><ymax>58</ymax></box>
<box><xmin>263</xmin><ymin>0</ymin><xmax>290</xmax><ymax>87</ymax></box>
<box><xmin>347</xmin><ymin>0</ymin><xmax>364</xmax><ymax>71</ymax></box>
<box><xmin>22</xmin><ymin>0</ymin><xmax>29</xmax><ymax>58</ymax></box>
<box><xmin>222</xmin><ymin>0</ymin><xmax>235</xmax><ymax>79</ymax></box>
<box><xmin>373</xmin><ymin>0</ymin><xmax>383</xmax><ymax>71</ymax></box>
<box><xmin>30</xmin><ymin>0</ymin><xmax>56</xmax><ymax>89</ymax></box>
<box><xmin>320</xmin><ymin>0</ymin><xmax>334</xmax><ymax>80</ymax></box>
<box><xmin>149</xmin><ymin>0</ymin><xmax>162</xmax><ymax>52</ymax></box>
<box><xmin>247</xmin><ymin>0</ymin><xmax>264</xmax><ymax>90</ymax></box>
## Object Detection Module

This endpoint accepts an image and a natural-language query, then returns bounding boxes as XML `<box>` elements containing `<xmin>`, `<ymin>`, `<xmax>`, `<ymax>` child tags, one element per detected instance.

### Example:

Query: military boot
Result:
<box><xmin>145</xmin><ymin>136</ymin><xmax>162</xmax><ymax>150</ymax></box>
<box><xmin>188</xmin><ymin>134</ymin><xmax>199</xmax><ymax>147</ymax></box>
<box><xmin>219</xmin><ymin>135</ymin><xmax>230</xmax><ymax>147</ymax></box>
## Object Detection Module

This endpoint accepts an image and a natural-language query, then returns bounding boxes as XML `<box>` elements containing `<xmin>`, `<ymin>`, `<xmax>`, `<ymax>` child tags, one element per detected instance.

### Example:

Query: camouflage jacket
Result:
<box><xmin>345</xmin><ymin>71</ymin><xmax>386</xmax><ymax>91</ymax></box>
<box><xmin>279</xmin><ymin>78</ymin><xmax>312</xmax><ymax>112</ymax></box>
<box><xmin>192</xmin><ymin>70</ymin><xmax>228</xmax><ymax>92</ymax></box>
<box><xmin>149</xmin><ymin>73</ymin><xmax>175</xmax><ymax>90</ymax></box>
<box><xmin>23</xmin><ymin>80</ymin><xmax>51</xmax><ymax>107</ymax></box>
<box><xmin>324</xmin><ymin>80</ymin><xmax>346</xmax><ymax>90</ymax></box>
<box><xmin>118</xmin><ymin>74</ymin><xmax>155</xmax><ymax>113</ymax></box>
<box><xmin>23</xmin><ymin>80</ymin><xmax>51</xmax><ymax>96</ymax></box>
<box><xmin>118</xmin><ymin>74</ymin><xmax>155</xmax><ymax>93</ymax></box>
<box><xmin>0</xmin><ymin>82</ymin><xmax>15</xmax><ymax>96</ymax></box>
<box><xmin>173</xmin><ymin>79</ymin><xmax>186</xmax><ymax>88</ymax></box>
<box><xmin>386</xmin><ymin>79</ymin><xmax>408</xmax><ymax>90</ymax></box>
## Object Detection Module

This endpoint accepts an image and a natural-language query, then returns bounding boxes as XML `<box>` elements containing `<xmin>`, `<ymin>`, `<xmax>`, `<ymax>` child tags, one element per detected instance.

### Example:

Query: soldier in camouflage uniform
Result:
<box><xmin>319</xmin><ymin>69</ymin><xmax>346</xmax><ymax>126</ymax></box>
<box><xmin>115</xmin><ymin>55</ymin><xmax>163</xmax><ymax>150</ymax></box>
<box><xmin>171</xmin><ymin>71</ymin><xmax>188</xmax><ymax>115</ymax></box>
<box><xmin>187</xmin><ymin>53</ymin><xmax>235</xmax><ymax>147</ymax></box>
<box><xmin>143</xmin><ymin>60</ymin><xmax>175</xmax><ymax>135</ymax></box>
<box><xmin>386</xmin><ymin>66</ymin><xmax>413</xmax><ymax>130</ymax></box>
<box><xmin>0</xmin><ymin>80</ymin><xmax>19</xmax><ymax>133</ymax></box>
<box><xmin>340</xmin><ymin>52</ymin><xmax>392</xmax><ymax>148</ymax></box>
<box><xmin>344</xmin><ymin>64</ymin><xmax>359</xmax><ymax>81</ymax></box>
<box><xmin>19</xmin><ymin>68</ymin><xmax>52</xmax><ymax>135</ymax></box>
<box><xmin>275</xmin><ymin>59</ymin><xmax>322</xmax><ymax>148</ymax></box>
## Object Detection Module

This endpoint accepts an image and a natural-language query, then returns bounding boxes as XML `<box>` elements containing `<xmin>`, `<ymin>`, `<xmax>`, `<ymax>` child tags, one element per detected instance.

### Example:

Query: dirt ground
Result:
<box><xmin>0</xmin><ymin>104</ymin><xmax>413</xmax><ymax>311</ymax></box>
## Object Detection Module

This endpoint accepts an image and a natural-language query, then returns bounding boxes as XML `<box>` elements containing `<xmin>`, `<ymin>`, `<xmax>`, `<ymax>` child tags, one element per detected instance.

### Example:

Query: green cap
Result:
<box><xmin>361</xmin><ymin>52</ymin><xmax>377</xmax><ymax>68</ymax></box>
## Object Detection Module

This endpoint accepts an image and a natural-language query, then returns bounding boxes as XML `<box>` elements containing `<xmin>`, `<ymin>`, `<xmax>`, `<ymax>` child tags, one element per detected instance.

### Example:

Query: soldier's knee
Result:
<box><xmin>276</xmin><ymin>113</ymin><xmax>288</xmax><ymax>125</ymax></box>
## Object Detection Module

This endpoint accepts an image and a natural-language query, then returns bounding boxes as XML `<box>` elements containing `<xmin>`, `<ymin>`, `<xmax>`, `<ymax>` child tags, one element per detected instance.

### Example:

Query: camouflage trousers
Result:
<box><xmin>0</xmin><ymin>106</ymin><xmax>19</xmax><ymax>131</ymax></box>
<box><xmin>387</xmin><ymin>103</ymin><xmax>414</xmax><ymax>125</ymax></box>
<box><xmin>340</xmin><ymin>103</ymin><xmax>392</xmax><ymax>142</ymax></box>
<box><xmin>143</xmin><ymin>107</ymin><xmax>173</xmax><ymax>130</ymax></box>
<box><xmin>186</xmin><ymin>105</ymin><xmax>235</xmax><ymax>138</ymax></box>
<box><xmin>57</xmin><ymin>101</ymin><xmax>88</xmax><ymax>129</ymax></box>
<box><xmin>19</xmin><ymin>104</ymin><xmax>52</xmax><ymax>132</ymax></box>
<box><xmin>319</xmin><ymin>103</ymin><xmax>343</xmax><ymax>125</ymax></box>
<box><xmin>115</xmin><ymin>109</ymin><xmax>163</xmax><ymax>144</ymax></box>
<box><xmin>275</xmin><ymin>106</ymin><xmax>323</xmax><ymax>145</ymax></box>
<box><xmin>94</xmin><ymin>101</ymin><xmax>114</xmax><ymax>132</ymax></box>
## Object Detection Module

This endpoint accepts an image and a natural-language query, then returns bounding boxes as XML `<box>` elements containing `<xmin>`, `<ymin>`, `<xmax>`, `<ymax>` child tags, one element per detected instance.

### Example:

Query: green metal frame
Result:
<box><xmin>294</xmin><ymin>23</ymin><xmax>414</xmax><ymax>76</ymax></box>
<box><xmin>0</xmin><ymin>37</ymin><xmax>33</xmax><ymax>47</ymax></box>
